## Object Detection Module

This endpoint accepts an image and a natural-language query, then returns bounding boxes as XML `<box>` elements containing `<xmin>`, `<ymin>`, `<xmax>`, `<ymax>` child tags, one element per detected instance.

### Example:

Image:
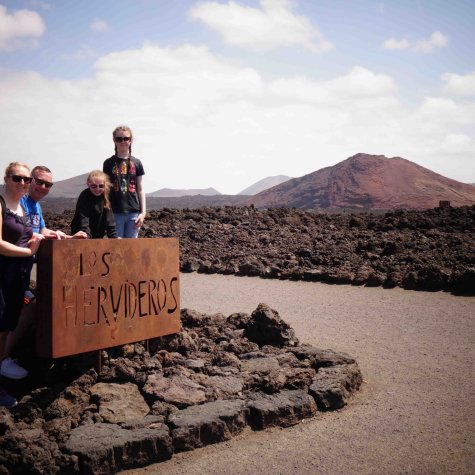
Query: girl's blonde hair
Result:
<box><xmin>87</xmin><ymin>170</ymin><xmax>112</xmax><ymax>209</ymax></box>
<box><xmin>112</xmin><ymin>125</ymin><xmax>133</xmax><ymax>156</ymax></box>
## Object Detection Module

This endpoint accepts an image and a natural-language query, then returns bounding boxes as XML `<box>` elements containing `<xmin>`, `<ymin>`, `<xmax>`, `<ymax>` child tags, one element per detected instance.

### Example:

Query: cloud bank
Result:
<box><xmin>0</xmin><ymin>44</ymin><xmax>473</xmax><ymax>193</ymax></box>
<box><xmin>442</xmin><ymin>70</ymin><xmax>475</xmax><ymax>96</ymax></box>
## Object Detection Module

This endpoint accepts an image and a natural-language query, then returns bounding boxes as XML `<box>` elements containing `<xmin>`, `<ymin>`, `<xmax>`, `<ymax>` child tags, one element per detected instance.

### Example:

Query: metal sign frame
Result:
<box><xmin>36</xmin><ymin>238</ymin><xmax>181</xmax><ymax>358</ymax></box>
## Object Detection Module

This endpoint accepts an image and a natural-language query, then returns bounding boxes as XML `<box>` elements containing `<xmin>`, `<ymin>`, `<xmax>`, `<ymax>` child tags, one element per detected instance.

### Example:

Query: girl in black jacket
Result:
<box><xmin>71</xmin><ymin>170</ymin><xmax>117</xmax><ymax>239</ymax></box>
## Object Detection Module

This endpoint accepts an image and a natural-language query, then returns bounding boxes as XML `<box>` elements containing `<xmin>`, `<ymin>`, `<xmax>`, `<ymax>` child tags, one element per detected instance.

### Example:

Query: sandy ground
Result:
<box><xmin>124</xmin><ymin>273</ymin><xmax>475</xmax><ymax>475</ymax></box>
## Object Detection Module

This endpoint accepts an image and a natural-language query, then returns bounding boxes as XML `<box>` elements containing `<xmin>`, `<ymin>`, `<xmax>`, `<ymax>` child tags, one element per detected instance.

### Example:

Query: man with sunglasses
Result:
<box><xmin>20</xmin><ymin>166</ymin><xmax>87</xmax><ymax>240</ymax></box>
<box><xmin>19</xmin><ymin>166</ymin><xmax>66</xmax><ymax>239</ymax></box>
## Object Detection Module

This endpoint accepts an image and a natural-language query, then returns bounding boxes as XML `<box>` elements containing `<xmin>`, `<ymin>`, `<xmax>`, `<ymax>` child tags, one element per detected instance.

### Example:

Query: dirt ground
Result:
<box><xmin>123</xmin><ymin>273</ymin><xmax>475</xmax><ymax>475</ymax></box>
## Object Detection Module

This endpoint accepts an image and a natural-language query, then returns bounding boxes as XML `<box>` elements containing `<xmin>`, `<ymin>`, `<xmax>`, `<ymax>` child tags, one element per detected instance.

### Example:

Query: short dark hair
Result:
<box><xmin>31</xmin><ymin>165</ymin><xmax>52</xmax><ymax>177</ymax></box>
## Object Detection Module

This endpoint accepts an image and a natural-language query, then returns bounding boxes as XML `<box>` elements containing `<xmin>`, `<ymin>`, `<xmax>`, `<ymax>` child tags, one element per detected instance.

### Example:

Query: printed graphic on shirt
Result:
<box><xmin>112</xmin><ymin>160</ymin><xmax>136</xmax><ymax>194</ymax></box>
<box><xmin>29</xmin><ymin>214</ymin><xmax>41</xmax><ymax>229</ymax></box>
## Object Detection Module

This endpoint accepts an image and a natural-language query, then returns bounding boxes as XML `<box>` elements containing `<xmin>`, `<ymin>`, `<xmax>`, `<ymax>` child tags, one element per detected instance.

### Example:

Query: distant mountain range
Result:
<box><xmin>237</xmin><ymin>175</ymin><xmax>292</xmax><ymax>195</ymax></box>
<box><xmin>247</xmin><ymin>153</ymin><xmax>475</xmax><ymax>210</ymax></box>
<box><xmin>147</xmin><ymin>187</ymin><xmax>220</xmax><ymax>197</ymax></box>
<box><xmin>47</xmin><ymin>174</ymin><xmax>280</xmax><ymax>199</ymax></box>
<box><xmin>43</xmin><ymin>153</ymin><xmax>475</xmax><ymax>211</ymax></box>
<box><xmin>47</xmin><ymin>175</ymin><xmax>224</xmax><ymax>199</ymax></box>
<box><xmin>48</xmin><ymin>173</ymin><xmax>89</xmax><ymax>198</ymax></box>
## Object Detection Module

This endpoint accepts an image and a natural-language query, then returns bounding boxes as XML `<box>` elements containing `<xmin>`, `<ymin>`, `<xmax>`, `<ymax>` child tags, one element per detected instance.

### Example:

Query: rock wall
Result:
<box><xmin>0</xmin><ymin>305</ymin><xmax>362</xmax><ymax>474</ymax></box>
<box><xmin>44</xmin><ymin>205</ymin><xmax>474</xmax><ymax>295</ymax></box>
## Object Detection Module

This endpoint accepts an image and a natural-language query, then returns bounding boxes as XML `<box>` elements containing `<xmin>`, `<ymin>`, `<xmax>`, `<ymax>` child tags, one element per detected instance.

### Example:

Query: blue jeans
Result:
<box><xmin>114</xmin><ymin>212</ymin><xmax>140</xmax><ymax>238</ymax></box>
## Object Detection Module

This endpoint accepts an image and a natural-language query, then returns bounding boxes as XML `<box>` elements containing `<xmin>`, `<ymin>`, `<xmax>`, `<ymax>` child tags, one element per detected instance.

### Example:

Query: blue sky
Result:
<box><xmin>1</xmin><ymin>0</ymin><xmax>474</xmax><ymax>193</ymax></box>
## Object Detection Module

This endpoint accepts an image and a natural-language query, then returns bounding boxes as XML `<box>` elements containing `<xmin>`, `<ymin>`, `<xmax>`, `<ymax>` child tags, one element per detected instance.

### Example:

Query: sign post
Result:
<box><xmin>36</xmin><ymin>238</ymin><xmax>181</xmax><ymax>358</ymax></box>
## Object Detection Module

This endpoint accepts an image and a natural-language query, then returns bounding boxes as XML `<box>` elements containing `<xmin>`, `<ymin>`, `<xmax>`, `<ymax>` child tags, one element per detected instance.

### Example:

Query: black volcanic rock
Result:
<box><xmin>243</xmin><ymin>304</ymin><xmax>299</xmax><ymax>348</ymax></box>
<box><xmin>0</xmin><ymin>306</ymin><xmax>362</xmax><ymax>474</ymax></box>
<box><xmin>43</xmin><ymin>204</ymin><xmax>475</xmax><ymax>295</ymax></box>
<box><xmin>63</xmin><ymin>423</ymin><xmax>173</xmax><ymax>472</ymax></box>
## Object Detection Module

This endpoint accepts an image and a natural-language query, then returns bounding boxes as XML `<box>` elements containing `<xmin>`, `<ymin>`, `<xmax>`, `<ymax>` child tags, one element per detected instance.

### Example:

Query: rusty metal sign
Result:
<box><xmin>36</xmin><ymin>238</ymin><xmax>181</xmax><ymax>358</ymax></box>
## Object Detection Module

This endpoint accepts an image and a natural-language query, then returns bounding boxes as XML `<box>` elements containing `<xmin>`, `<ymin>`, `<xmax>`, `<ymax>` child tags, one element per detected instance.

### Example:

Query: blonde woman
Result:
<box><xmin>103</xmin><ymin>125</ymin><xmax>146</xmax><ymax>238</ymax></box>
<box><xmin>0</xmin><ymin>162</ymin><xmax>43</xmax><ymax>408</ymax></box>
<box><xmin>70</xmin><ymin>170</ymin><xmax>117</xmax><ymax>239</ymax></box>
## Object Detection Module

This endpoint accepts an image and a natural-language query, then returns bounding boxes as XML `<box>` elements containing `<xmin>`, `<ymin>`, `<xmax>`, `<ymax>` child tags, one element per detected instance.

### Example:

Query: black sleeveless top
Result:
<box><xmin>0</xmin><ymin>195</ymin><xmax>33</xmax><ymax>280</ymax></box>
<box><xmin>0</xmin><ymin>195</ymin><xmax>33</xmax><ymax>247</ymax></box>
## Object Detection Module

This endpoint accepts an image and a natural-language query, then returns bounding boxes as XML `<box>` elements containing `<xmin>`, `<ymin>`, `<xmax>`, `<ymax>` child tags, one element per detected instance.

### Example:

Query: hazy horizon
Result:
<box><xmin>1</xmin><ymin>0</ymin><xmax>474</xmax><ymax>194</ymax></box>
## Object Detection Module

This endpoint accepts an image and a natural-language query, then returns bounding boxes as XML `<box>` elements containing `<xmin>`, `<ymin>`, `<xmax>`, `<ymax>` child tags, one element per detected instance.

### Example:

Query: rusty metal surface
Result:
<box><xmin>36</xmin><ymin>238</ymin><xmax>180</xmax><ymax>358</ymax></box>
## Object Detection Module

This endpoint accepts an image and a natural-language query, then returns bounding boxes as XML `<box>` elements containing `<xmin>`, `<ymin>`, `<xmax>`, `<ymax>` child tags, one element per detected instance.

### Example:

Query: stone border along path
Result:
<box><xmin>137</xmin><ymin>273</ymin><xmax>473</xmax><ymax>475</ymax></box>
<box><xmin>0</xmin><ymin>303</ymin><xmax>362</xmax><ymax>475</ymax></box>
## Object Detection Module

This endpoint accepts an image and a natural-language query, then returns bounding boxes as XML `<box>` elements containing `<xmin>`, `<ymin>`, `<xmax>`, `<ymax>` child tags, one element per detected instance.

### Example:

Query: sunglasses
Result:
<box><xmin>34</xmin><ymin>177</ymin><xmax>54</xmax><ymax>188</ymax></box>
<box><xmin>114</xmin><ymin>136</ymin><xmax>131</xmax><ymax>143</ymax></box>
<box><xmin>9</xmin><ymin>175</ymin><xmax>33</xmax><ymax>184</ymax></box>
<box><xmin>89</xmin><ymin>183</ymin><xmax>105</xmax><ymax>189</ymax></box>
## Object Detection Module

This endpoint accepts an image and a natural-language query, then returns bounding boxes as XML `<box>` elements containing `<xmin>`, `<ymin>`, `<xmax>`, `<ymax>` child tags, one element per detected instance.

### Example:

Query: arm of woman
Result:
<box><xmin>0</xmin><ymin>212</ymin><xmax>41</xmax><ymax>257</ymax></box>
<box><xmin>134</xmin><ymin>175</ymin><xmax>146</xmax><ymax>228</ymax></box>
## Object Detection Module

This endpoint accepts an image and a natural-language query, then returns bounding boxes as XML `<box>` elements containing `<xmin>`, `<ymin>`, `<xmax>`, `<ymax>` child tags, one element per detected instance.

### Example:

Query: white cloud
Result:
<box><xmin>94</xmin><ymin>43</ymin><xmax>265</xmax><ymax>114</ymax></box>
<box><xmin>189</xmin><ymin>0</ymin><xmax>332</xmax><ymax>53</ymax></box>
<box><xmin>415</xmin><ymin>97</ymin><xmax>475</xmax><ymax>126</ymax></box>
<box><xmin>382</xmin><ymin>37</ymin><xmax>410</xmax><ymax>50</ymax></box>
<box><xmin>382</xmin><ymin>31</ymin><xmax>448</xmax><ymax>53</ymax></box>
<box><xmin>269</xmin><ymin>66</ymin><xmax>396</xmax><ymax>103</ymax></box>
<box><xmin>414</xmin><ymin>31</ymin><xmax>448</xmax><ymax>52</ymax></box>
<box><xmin>0</xmin><ymin>5</ymin><xmax>46</xmax><ymax>51</ymax></box>
<box><xmin>440</xmin><ymin>134</ymin><xmax>475</xmax><ymax>154</ymax></box>
<box><xmin>442</xmin><ymin>71</ymin><xmax>475</xmax><ymax>96</ymax></box>
<box><xmin>91</xmin><ymin>20</ymin><xmax>109</xmax><ymax>32</ymax></box>
<box><xmin>328</xmin><ymin>66</ymin><xmax>396</xmax><ymax>97</ymax></box>
<box><xmin>0</xmin><ymin>44</ymin><xmax>473</xmax><ymax>193</ymax></box>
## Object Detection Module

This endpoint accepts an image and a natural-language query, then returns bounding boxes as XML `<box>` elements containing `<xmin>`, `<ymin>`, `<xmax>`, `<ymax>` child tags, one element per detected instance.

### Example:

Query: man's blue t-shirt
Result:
<box><xmin>20</xmin><ymin>195</ymin><xmax>45</xmax><ymax>234</ymax></box>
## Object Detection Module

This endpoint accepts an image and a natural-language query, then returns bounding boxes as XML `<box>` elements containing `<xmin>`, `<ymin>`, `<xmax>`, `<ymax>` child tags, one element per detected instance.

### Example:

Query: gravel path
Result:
<box><xmin>124</xmin><ymin>273</ymin><xmax>475</xmax><ymax>475</ymax></box>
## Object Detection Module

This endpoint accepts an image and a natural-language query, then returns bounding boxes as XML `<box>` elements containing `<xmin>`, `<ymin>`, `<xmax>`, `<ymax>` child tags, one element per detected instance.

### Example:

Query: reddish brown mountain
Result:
<box><xmin>247</xmin><ymin>153</ymin><xmax>475</xmax><ymax>210</ymax></box>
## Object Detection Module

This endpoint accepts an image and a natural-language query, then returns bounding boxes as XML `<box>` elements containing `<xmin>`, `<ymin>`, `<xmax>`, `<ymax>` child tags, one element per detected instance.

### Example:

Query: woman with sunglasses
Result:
<box><xmin>103</xmin><ymin>125</ymin><xmax>146</xmax><ymax>238</ymax></box>
<box><xmin>71</xmin><ymin>170</ymin><xmax>117</xmax><ymax>239</ymax></box>
<box><xmin>0</xmin><ymin>162</ymin><xmax>43</xmax><ymax>408</ymax></box>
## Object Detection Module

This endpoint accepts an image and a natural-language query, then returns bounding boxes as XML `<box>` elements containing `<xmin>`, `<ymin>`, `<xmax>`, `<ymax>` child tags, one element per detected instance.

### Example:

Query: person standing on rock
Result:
<box><xmin>103</xmin><ymin>125</ymin><xmax>146</xmax><ymax>238</ymax></box>
<box><xmin>0</xmin><ymin>162</ymin><xmax>43</xmax><ymax>408</ymax></box>
<box><xmin>71</xmin><ymin>170</ymin><xmax>117</xmax><ymax>239</ymax></box>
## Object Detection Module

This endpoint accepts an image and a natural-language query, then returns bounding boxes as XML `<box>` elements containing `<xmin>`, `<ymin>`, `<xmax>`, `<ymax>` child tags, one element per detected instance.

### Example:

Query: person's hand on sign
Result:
<box><xmin>27</xmin><ymin>234</ymin><xmax>44</xmax><ymax>255</ymax></box>
<box><xmin>69</xmin><ymin>231</ymin><xmax>88</xmax><ymax>239</ymax></box>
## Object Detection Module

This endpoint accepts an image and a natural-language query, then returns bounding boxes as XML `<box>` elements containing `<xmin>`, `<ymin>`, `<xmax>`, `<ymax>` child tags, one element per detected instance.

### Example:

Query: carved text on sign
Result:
<box><xmin>62</xmin><ymin>250</ymin><xmax>178</xmax><ymax>329</ymax></box>
<box><xmin>36</xmin><ymin>238</ymin><xmax>181</xmax><ymax>358</ymax></box>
